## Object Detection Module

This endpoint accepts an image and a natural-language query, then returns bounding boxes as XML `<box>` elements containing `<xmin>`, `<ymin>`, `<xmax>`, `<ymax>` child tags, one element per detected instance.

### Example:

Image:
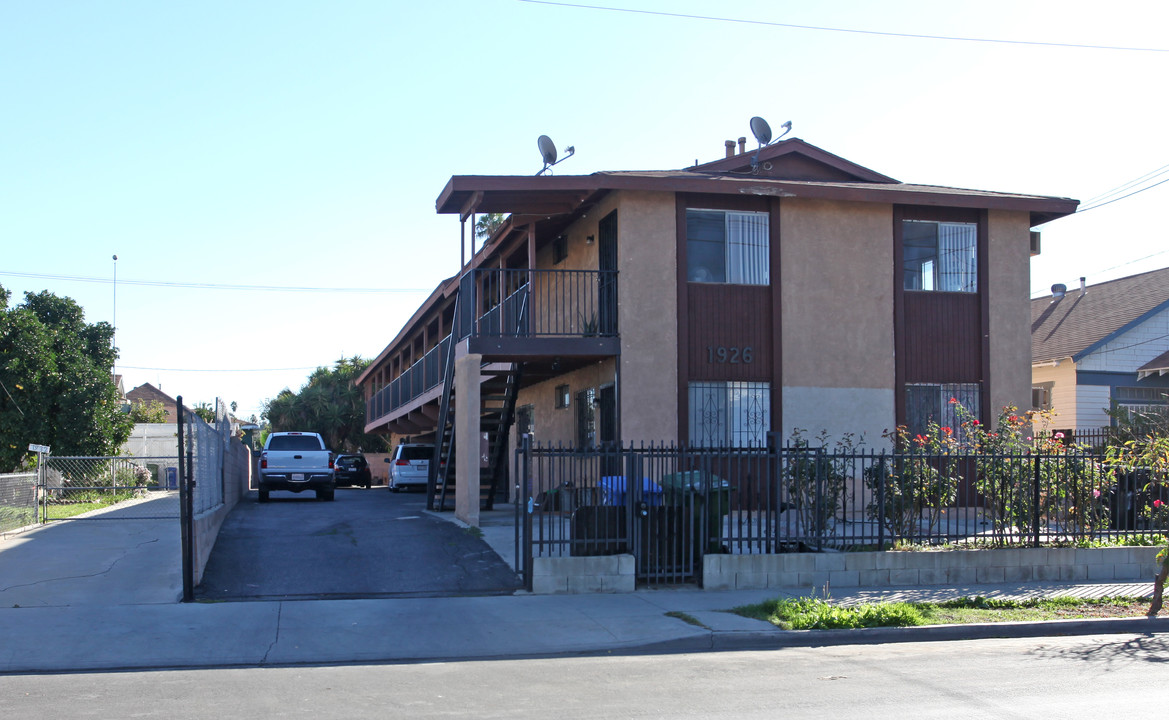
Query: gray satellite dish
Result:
<box><xmin>750</xmin><ymin>117</ymin><xmax>772</xmax><ymax>146</ymax></box>
<box><xmin>538</xmin><ymin>135</ymin><xmax>558</xmax><ymax>166</ymax></box>
<box><xmin>535</xmin><ymin>135</ymin><xmax>575</xmax><ymax>175</ymax></box>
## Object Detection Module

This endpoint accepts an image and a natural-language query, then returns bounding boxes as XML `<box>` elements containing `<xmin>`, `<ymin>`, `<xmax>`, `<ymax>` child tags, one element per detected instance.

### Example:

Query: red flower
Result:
<box><xmin>1155</xmin><ymin>499</ymin><xmax>1164</xmax><ymax>509</ymax></box>
<box><xmin>942</xmin><ymin>427</ymin><xmax>952</xmax><ymax>435</ymax></box>
<box><xmin>948</xmin><ymin>397</ymin><xmax>958</xmax><ymax>404</ymax></box>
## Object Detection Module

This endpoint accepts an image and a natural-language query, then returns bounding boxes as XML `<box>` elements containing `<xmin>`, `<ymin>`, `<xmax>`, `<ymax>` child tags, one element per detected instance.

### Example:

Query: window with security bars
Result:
<box><xmin>688</xmin><ymin>381</ymin><xmax>770</xmax><ymax>448</ymax></box>
<box><xmin>905</xmin><ymin>382</ymin><xmax>980</xmax><ymax>441</ymax></box>
<box><xmin>686</xmin><ymin>209</ymin><xmax>769</xmax><ymax>285</ymax></box>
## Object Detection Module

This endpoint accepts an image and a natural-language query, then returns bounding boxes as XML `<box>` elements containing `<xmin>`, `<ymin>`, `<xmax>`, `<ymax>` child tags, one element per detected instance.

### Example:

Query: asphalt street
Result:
<box><xmin>196</xmin><ymin>486</ymin><xmax>520</xmax><ymax>601</ymax></box>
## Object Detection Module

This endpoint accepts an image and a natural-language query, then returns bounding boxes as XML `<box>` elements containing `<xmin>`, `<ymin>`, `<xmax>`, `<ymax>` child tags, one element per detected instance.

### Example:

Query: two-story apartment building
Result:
<box><xmin>357</xmin><ymin>135</ymin><xmax>1077</xmax><ymax>524</ymax></box>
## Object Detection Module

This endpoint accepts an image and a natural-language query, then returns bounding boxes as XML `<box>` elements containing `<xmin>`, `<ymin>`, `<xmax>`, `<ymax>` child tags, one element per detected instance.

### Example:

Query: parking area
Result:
<box><xmin>196</xmin><ymin>486</ymin><xmax>520</xmax><ymax>601</ymax></box>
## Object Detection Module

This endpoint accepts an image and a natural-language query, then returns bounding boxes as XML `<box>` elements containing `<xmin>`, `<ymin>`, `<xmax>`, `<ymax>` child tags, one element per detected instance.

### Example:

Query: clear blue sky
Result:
<box><xmin>3</xmin><ymin>1</ymin><xmax>1167</xmax><ymax>422</ymax></box>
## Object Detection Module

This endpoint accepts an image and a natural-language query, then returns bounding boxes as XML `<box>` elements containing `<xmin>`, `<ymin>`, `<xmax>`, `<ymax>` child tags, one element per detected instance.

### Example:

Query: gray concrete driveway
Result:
<box><xmin>195</xmin><ymin>487</ymin><xmax>520</xmax><ymax>601</ymax></box>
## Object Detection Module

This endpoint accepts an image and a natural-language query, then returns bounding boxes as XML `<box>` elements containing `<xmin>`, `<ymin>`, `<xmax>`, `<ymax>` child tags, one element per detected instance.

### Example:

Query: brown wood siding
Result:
<box><xmin>902</xmin><ymin>292</ymin><xmax>982</xmax><ymax>383</ymax></box>
<box><xmin>686</xmin><ymin>284</ymin><xmax>772</xmax><ymax>381</ymax></box>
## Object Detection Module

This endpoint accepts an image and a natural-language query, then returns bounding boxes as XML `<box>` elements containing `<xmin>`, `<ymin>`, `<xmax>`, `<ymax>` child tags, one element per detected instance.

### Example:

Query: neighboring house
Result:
<box><xmin>356</xmin><ymin>133</ymin><xmax>1077</xmax><ymax>523</ymax></box>
<box><xmin>1031</xmin><ymin>267</ymin><xmax>1169</xmax><ymax>430</ymax></box>
<box><xmin>125</xmin><ymin>382</ymin><xmax>181</xmax><ymax>421</ymax></box>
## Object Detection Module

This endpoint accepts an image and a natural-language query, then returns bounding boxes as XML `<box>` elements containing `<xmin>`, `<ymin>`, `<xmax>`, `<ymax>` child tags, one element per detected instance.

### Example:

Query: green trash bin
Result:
<box><xmin>660</xmin><ymin>470</ymin><xmax>731</xmax><ymax>553</ymax></box>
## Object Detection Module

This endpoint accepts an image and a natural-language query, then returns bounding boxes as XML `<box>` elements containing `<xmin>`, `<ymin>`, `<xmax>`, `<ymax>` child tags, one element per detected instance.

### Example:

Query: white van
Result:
<box><xmin>388</xmin><ymin>443</ymin><xmax>433</xmax><ymax>492</ymax></box>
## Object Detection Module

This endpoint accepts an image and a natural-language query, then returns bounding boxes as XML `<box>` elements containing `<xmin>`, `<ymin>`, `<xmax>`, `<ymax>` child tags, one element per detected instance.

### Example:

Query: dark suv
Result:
<box><xmin>334</xmin><ymin>454</ymin><xmax>372</xmax><ymax>488</ymax></box>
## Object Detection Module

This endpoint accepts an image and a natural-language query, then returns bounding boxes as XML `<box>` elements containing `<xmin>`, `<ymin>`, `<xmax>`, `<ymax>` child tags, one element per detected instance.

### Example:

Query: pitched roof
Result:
<box><xmin>126</xmin><ymin>382</ymin><xmax>181</xmax><ymax>419</ymax></box>
<box><xmin>436</xmin><ymin>137</ymin><xmax>1078</xmax><ymax>228</ymax></box>
<box><xmin>1031</xmin><ymin>266</ymin><xmax>1169</xmax><ymax>364</ymax></box>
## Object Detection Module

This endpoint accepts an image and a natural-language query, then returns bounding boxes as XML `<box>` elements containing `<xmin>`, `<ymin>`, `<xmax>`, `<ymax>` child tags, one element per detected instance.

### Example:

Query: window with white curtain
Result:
<box><xmin>688</xmin><ymin>381</ymin><xmax>771</xmax><ymax>448</ymax></box>
<box><xmin>686</xmin><ymin>209</ymin><xmax>769</xmax><ymax>285</ymax></box>
<box><xmin>903</xmin><ymin>220</ymin><xmax>977</xmax><ymax>292</ymax></box>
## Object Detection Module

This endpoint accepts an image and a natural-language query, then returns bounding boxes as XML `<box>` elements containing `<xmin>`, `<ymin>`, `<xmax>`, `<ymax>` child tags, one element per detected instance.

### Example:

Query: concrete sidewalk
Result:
<box><xmin>3</xmin><ymin>507</ymin><xmax>1168</xmax><ymax>675</ymax></box>
<box><xmin>1</xmin><ymin>581</ymin><xmax>1166</xmax><ymax>674</ymax></box>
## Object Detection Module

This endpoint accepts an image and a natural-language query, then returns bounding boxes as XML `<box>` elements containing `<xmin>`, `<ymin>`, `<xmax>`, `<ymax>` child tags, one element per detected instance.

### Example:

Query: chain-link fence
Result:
<box><xmin>181</xmin><ymin>402</ymin><xmax>232</xmax><ymax>516</ymax></box>
<box><xmin>41</xmin><ymin>456</ymin><xmax>181</xmax><ymax>521</ymax></box>
<box><xmin>0</xmin><ymin>472</ymin><xmax>38</xmax><ymax>532</ymax></box>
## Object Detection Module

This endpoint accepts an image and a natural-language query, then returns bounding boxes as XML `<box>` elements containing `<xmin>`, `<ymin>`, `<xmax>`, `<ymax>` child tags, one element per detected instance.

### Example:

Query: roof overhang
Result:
<box><xmin>436</xmin><ymin>172</ymin><xmax>1079</xmax><ymax>227</ymax></box>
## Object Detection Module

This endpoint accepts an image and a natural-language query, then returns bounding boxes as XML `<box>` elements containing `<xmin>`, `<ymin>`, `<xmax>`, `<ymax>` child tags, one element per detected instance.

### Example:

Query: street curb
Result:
<box><xmin>636</xmin><ymin>615</ymin><xmax>1169</xmax><ymax>654</ymax></box>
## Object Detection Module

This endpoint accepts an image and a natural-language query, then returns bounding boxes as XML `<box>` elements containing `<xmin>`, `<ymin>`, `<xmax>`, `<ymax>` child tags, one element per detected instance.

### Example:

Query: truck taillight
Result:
<box><xmin>260</xmin><ymin>453</ymin><xmax>267</xmax><ymax>469</ymax></box>
<box><xmin>329</xmin><ymin>457</ymin><xmax>335</xmax><ymax>469</ymax></box>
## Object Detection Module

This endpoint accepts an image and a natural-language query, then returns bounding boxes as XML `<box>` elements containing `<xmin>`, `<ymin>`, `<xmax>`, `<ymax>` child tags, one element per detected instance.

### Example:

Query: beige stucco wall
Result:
<box><xmin>779</xmin><ymin>198</ymin><xmax>896</xmax><ymax>445</ymax></box>
<box><xmin>613</xmin><ymin>191</ymin><xmax>679</xmax><ymax>443</ymax></box>
<box><xmin>513</xmin><ymin>360</ymin><xmax>617</xmax><ymax>447</ymax></box>
<box><xmin>987</xmin><ymin>210</ymin><xmax>1033</xmax><ymax>421</ymax></box>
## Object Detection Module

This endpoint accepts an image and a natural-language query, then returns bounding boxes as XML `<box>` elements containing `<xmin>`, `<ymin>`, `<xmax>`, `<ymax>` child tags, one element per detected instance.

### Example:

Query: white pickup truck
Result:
<box><xmin>258</xmin><ymin>431</ymin><xmax>335</xmax><ymax>502</ymax></box>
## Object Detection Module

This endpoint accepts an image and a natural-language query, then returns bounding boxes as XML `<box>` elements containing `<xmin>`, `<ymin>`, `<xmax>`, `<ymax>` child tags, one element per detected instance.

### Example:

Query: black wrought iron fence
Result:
<box><xmin>517</xmin><ymin>439</ymin><xmax>1165</xmax><ymax>586</ymax></box>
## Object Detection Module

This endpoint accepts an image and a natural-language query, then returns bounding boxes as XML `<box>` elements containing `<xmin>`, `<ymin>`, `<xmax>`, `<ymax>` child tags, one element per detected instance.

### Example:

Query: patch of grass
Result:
<box><xmin>465</xmin><ymin>526</ymin><xmax>484</xmax><ymax>539</ymax></box>
<box><xmin>665</xmin><ymin>611</ymin><xmax>708</xmax><ymax>629</ymax></box>
<box><xmin>732</xmin><ymin>594</ymin><xmax>1152</xmax><ymax>630</ymax></box>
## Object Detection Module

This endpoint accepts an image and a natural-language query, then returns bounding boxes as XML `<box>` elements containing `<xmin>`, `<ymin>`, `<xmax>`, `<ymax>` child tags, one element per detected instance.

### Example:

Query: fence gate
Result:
<box><xmin>40</xmin><ymin>455</ymin><xmax>181</xmax><ymax>523</ymax></box>
<box><xmin>516</xmin><ymin>439</ymin><xmax>707</xmax><ymax>589</ymax></box>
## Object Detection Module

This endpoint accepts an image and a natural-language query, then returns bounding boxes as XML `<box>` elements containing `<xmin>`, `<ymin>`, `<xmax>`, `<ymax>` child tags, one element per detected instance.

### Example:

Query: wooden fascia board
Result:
<box><xmin>689</xmin><ymin>138</ymin><xmax>899</xmax><ymax>183</ymax></box>
<box><xmin>437</xmin><ymin>173</ymin><xmax>1076</xmax><ymax>220</ymax></box>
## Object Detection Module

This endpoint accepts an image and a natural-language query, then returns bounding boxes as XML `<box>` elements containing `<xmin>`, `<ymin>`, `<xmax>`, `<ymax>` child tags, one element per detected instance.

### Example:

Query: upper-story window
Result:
<box><xmin>686</xmin><ymin>209</ymin><xmax>769</xmax><ymax>285</ymax></box>
<box><xmin>903</xmin><ymin>220</ymin><xmax>977</xmax><ymax>292</ymax></box>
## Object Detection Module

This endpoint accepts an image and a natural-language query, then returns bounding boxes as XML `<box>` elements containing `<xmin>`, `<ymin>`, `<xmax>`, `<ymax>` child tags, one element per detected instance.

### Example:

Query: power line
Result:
<box><xmin>1078</xmin><ymin>176</ymin><xmax>1169</xmax><ymax>214</ymax></box>
<box><xmin>1081</xmin><ymin>163</ymin><xmax>1169</xmax><ymax>207</ymax></box>
<box><xmin>518</xmin><ymin>0</ymin><xmax>1169</xmax><ymax>53</ymax></box>
<box><xmin>0</xmin><ymin>271</ymin><xmax>431</xmax><ymax>294</ymax></box>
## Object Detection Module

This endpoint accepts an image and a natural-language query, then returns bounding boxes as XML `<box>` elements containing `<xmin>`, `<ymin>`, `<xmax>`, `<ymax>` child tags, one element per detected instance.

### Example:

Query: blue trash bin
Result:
<box><xmin>598</xmin><ymin>476</ymin><xmax>662</xmax><ymax>506</ymax></box>
<box><xmin>165</xmin><ymin>467</ymin><xmax>178</xmax><ymax>490</ymax></box>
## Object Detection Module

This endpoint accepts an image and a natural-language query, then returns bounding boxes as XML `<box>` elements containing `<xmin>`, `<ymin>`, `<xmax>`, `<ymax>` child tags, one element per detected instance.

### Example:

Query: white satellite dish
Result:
<box><xmin>535</xmin><ymin>135</ymin><xmax>575</xmax><ymax>175</ymax></box>
<box><xmin>749</xmin><ymin>116</ymin><xmax>793</xmax><ymax>170</ymax></box>
<box><xmin>750</xmin><ymin>117</ymin><xmax>772</xmax><ymax>146</ymax></box>
<box><xmin>538</xmin><ymin>135</ymin><xmax>558</xmax><ymax>166</ymax></box>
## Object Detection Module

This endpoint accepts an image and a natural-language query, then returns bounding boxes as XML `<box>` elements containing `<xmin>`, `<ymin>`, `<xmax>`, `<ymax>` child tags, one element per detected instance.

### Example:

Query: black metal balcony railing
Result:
<box><xmin>462</xmin><ymin>268</ymin><xmax>618</xmax><ymax>339</ymax></box>
<box><xmin>367</xmin><ymin>267</ymin><xmax>618</xmax><ymax>427</ymax></box>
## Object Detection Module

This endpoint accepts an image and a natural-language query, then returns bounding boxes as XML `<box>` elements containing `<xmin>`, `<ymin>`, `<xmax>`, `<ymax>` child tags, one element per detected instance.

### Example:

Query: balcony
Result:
<box><xmin>366</xmin><ymin>267</ymin><xmax>619</xmax><ymax>430</ymax></box>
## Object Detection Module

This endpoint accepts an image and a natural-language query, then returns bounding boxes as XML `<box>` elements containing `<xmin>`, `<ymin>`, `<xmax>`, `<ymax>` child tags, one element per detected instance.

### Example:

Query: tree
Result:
<box><xmin>475</xmin><ymin>213</ymin><xmax>506</xmax><ymax>240</ymax></box>
<box><xmin>262</xmin><ymin>356</ymin><xmax>386</xmax><ymax>454</ymax></box>
<box><xmin>192</xmin><ymin>402</ymin><xmax>216</xmax><ymax>423</ymax></box>
<box><xmin>0</xmin><ymin>285</ymin><xmax>132</xmax><ymax>471</ymax></box>
<box><xmin>128</xmin><ymin>399</ymin><xmax>168</xmax><ymax>423</ymax></box>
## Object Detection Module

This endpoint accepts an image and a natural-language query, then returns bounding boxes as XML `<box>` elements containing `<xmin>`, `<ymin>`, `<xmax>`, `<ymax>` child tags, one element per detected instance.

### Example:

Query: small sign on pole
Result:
<box><xmin>28</xmin><ymin>443</ymin><xmax>50</xmax><ymax>454</ymax></box>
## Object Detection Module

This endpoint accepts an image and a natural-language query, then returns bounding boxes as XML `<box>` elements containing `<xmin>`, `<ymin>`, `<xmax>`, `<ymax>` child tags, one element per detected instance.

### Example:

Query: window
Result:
<box><xmin>905</xmin><ymin>383</ymin><xmax>980</xmax><ymax>439</ymax></box>
<box><xmin>1032</xmin><ymin>382</ymin><xmax>1053</xmax><ymax>411</ymax></box>
<box><xmin>1114</xmin><ymin>386</ymin><xmax>1169</xmax><ymax>414</ymax></box>
<box><xmin>688</xmin><ymin>381</ymin><xmax>770</xmax><ymax>448</ymax></box>
<box><xmin>903</xmin><ymin>220</ymin><xmax>977</xmax><ymax>292</ymax></box>
<box><xmin>554</xmin><ymin>384</ymin><xmax>570</xmax><ymax>409</ymax></box>
<box><xmin>576</xmin><ymin>388</ymin><xmax>596</xmax><ymax>448</ymax></box>
<box><xmin>686</xmin><ymin>209</ymin><xmax>769</xmax><ymax>285</ymax></box>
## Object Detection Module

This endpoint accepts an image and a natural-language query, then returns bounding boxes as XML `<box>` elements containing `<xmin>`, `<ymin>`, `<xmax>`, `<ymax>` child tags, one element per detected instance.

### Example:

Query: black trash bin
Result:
<box><xmin>660</xmin><ymin>470</ymin><xmax>731</xmax><ymax>554</ymax></box>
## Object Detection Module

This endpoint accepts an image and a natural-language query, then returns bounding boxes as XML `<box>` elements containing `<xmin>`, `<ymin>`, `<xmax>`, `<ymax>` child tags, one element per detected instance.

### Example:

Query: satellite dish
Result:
<box><xmin>750</xmin><ymin>117</ymin><xmax>772</xmax><ymax>146</ymax></box>
<box><xmin>535</xmin><ymin>135</ymin><xmax>575</xmax><ymax>175</ymax></box>
<box><xmin>538</xmin><ymin>135</ymin><xmax>558</xmax><ymax>166</ymax></box>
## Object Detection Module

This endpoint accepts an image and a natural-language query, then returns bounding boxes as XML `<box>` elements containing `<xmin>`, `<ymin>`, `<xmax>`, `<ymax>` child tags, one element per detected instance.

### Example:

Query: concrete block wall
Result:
<box><xmin>703</xmin><ymin>547</ymin><xmax>1161</xmax><ymax>591</ymax></box>
<box><xmin>191</xmin><ymin>439</ymin><xmax>252</xmax><ymax>584</ymax></box>
<box><xmin>531</xmin><ymin>555</ymin><xmax>636</xmax><ymax>594</ymax></box>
